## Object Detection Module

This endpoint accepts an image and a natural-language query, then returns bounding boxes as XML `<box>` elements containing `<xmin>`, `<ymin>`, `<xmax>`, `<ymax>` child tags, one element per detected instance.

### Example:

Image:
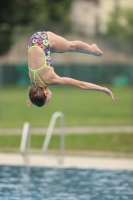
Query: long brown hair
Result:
<box><xmin>28</xmin><ymin>84</ymin><xmax>46</xmax><ymax>107</ymax></box>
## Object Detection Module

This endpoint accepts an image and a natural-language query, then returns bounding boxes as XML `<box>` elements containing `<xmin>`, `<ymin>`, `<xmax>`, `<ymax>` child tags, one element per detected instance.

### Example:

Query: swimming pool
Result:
<box><xmin>0</xmin><ymin>165</ymin><xmax>133</xmax><ymax>200</ymax></box>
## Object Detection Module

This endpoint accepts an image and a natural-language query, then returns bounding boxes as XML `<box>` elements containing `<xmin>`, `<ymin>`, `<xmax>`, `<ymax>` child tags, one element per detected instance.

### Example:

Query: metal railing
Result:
<box><xmin>20</xmin><ymin>112</ymin><xmax>65</xmax><ymax>167</ymax></box>
<box><xmin>42</xmin><ymin>111</ymin><xmax>65</xmax><ymax>164</ymax></box>
<box><xmin>20</xmin><ymin>122</ymin><xmax>30</xmax><ymax>168</ymax></box>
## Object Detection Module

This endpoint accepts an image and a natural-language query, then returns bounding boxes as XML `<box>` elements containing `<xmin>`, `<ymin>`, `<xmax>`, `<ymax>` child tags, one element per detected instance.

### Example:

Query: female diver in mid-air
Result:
<box><xmin>26</xmin><ymin>31</ymin><xmax>114</xmax><ymax>107</ymax></box>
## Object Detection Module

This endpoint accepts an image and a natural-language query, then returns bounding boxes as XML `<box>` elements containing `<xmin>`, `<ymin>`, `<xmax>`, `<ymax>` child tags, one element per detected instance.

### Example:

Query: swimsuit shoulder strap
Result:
<box><xmin>29</xmin><ymin>69</ymin><xmax>47</xmax><ymax>86</ymax></box>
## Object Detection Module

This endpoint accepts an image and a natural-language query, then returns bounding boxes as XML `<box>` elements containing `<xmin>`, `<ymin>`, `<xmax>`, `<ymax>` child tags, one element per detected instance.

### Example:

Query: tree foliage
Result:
<box><xmin>106</xmin><ymin>8</ymin><xmax>133</xmax><ymax>45</ymax></box>
<box><xmin>0</xmin><ymin>0</ymin><xmax>72</xmax><ymax>55</ymax></box>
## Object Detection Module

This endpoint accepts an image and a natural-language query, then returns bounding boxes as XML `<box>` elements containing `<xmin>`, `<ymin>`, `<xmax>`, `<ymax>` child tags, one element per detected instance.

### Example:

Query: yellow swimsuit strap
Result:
<box><xmin>28</xmin><ymin>46</ymin><xmax>53</xmax><ymax>87</ymax></box>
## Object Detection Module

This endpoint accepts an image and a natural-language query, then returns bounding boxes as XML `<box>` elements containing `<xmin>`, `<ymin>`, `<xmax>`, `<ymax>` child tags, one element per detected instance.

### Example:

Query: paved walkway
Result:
<box><xmin>0</xmin><ymin>153</ymin><xmax>133</xmax><ymax>170</ymax></box>
<box><xmin>0</xmin><ymin>125</ymin><xmax>133</xmax><ymax>134</ymax></box>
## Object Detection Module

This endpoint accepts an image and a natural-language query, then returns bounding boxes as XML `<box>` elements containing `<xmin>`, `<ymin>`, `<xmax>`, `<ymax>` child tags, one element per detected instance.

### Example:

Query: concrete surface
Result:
<box><xmin>0</xmin><ymin>153</ymin><xmax>133</xmax><ymax>170</ymax></box>
<box><xmin>0</xmin><ymin>125</ymin><xmax>133</xmax><ymax>134</ymax></box>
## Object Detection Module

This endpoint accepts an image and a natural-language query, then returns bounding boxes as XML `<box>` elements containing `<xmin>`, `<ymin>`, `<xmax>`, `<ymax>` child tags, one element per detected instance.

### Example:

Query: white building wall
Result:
<box><xmin>71</xmin><ymin>0</ymin><xmax>99</xmax><ymax>35</ymax></box>
<box><xmin>71</xmin><ymin>0</ymin><xmax>133</xmax><ymax>35</ymax></box>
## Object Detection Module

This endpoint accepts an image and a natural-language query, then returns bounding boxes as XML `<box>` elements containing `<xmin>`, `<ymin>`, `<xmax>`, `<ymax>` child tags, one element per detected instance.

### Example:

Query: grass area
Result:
<box><xmin>0</xmin><ymin>85</ymin><xmax>132</xmax><ymax>127</ymax></box>
<box><xmin>0</xmin><ymin>133</ymin><xmax>133</xmax><ymax>154</ymax></box>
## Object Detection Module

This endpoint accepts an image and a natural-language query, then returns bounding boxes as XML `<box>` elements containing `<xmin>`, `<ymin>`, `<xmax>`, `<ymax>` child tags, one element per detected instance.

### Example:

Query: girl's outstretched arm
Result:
<box><xmin>53</xmin><ymin>76</ymin><xmax>114</xmax><ymax>101</ymax></box>
<box><xmin>47</xmin><ymin>31</ymin><xmax>103</xmax><ymax>56</ymax></box>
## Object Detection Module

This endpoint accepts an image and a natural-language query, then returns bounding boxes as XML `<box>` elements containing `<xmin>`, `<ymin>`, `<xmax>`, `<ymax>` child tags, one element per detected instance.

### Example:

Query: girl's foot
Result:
<box><xmin>91</xmin><ymin>44</ymin><xmax>103</xmax><ymax>56</ymax></box>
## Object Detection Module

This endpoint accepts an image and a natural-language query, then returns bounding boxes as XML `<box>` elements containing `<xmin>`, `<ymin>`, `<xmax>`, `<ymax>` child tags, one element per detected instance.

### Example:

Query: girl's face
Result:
<box><xmin>44</xmin><ymin>87</ymin><xmax>52</xmax><ymax>104</ymax></box>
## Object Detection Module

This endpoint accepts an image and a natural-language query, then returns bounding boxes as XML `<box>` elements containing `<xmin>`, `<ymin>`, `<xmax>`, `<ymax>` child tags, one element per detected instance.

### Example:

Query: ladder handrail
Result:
<box><xmin>20</xmin><ymin>122</ymin><xmax>30</xmax><ymax>172</ymax></box>
<box><xmin>20</xmin><ymin>122</ymin><xmax>30</xmax><ymax>155</ymax></box>
<box><xmin>42</xmin><ymin>111</ymin><xmax>65</xmax><ymax>164</ymax></box>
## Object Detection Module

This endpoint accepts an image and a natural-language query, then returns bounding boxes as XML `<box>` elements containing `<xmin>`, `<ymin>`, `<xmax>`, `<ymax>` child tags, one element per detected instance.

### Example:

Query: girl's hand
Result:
<box><xmin>26</xmin><ymin>98</ymin><xmax>33</xmax><ymax>107</ymax></box>
<box><xmin>102</xmin><ymin>87</ymin><xmax>114</xmax><ymax>101</ymax></box>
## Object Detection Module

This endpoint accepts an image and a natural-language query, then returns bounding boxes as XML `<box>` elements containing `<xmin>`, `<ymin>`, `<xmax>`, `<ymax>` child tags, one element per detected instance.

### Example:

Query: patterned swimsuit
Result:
<box><xmin>28</xmin><ymin>31</ymin><xmax>54</xmax><ymax>86</ymax></box>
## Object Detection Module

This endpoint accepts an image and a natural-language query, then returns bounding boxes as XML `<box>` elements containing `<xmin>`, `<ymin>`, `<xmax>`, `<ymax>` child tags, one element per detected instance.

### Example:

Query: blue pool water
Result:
<box><xmin>0</xmin><ymin>165</ymin><xmax>133</xmax><ymax>200</ymax></box>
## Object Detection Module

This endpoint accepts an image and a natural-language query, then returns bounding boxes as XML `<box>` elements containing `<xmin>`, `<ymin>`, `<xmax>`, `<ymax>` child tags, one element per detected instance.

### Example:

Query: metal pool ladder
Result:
<box><xmin>20</xmin><ymin>111</ymin><xmax>65</xmax><ymax>166</ymax></box>
<box><xmin>42</xmin><ymin>111</ymin><xmax>65</xmax><ymax>164</ymax></box>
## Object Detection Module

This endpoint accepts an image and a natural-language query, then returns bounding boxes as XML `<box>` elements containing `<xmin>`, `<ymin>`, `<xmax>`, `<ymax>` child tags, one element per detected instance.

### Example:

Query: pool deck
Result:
<box><xmin>0</xmin><ymin>125</ymin><xmax>133</xmax><ymax>134</ymax></box>
<box><xmin>0</xmin><ymin>153</ymin><xmax>133</xmax><ymax>170</ymax></box>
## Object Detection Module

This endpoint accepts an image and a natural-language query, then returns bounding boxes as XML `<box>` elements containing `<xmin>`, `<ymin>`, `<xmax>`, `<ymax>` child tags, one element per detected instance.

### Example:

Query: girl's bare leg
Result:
<box><xmin>47</xmin><ymin>31</ymin><xmax>103</xmax><ymax>56</ymax></box>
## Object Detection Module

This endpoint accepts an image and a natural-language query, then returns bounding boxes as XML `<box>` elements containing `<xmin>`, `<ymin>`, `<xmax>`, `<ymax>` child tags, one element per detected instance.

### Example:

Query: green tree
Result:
<box><xmin>106</xmin><ymin>8</ymin><xmax>133</xmax><ymax>45</ymax></box>
<box><xmin>0</xmin><ymin>0</ymin><xmax>72</xmax><ymax>56</ymax></box>
<box><xmin>0</xmin><ymin>0</ymin><xmax>34</xmax><ymax>55</ymax></box>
